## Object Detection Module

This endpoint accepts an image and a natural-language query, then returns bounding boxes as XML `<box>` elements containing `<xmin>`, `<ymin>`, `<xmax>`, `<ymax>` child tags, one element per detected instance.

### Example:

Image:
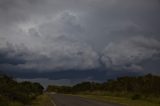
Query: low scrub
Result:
<box><xmin>0</xmin><ymin>74</ymin><xmax>44</xmax><ymax>105</ymax></box>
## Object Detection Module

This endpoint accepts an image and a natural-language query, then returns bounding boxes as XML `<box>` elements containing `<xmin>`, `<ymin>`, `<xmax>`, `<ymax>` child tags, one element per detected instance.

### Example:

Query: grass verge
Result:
<box><xmin>77</xmin><ymin>94</ymin><xmax>160</xmax><ymax>106</ymax></box>
<box><xmin>31</xmin><ymin>94</ymin><xmax>54</xmax><ymax>106</ymax></box>
<box><xmin>9</xmin><ymin>102</ymin><xmax>24</xmax><ymax>106</ymax></box>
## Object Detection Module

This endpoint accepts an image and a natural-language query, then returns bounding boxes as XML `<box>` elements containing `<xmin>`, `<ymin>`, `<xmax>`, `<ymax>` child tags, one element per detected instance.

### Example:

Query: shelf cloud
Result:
<box><xmin>0</xmin><ymin>0</ymin><xmax>160</xmax><ymax>78</ymax></box>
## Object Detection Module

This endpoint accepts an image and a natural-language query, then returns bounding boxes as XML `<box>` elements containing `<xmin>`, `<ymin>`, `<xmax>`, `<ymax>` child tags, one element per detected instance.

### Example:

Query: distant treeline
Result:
<box><xmin>47</xmin><ymin>74</ymin><xmax>160</xmax><ymax>98</ymax></box>
<box><xmin>0</xmin><ymin>74</ymin><xmax>44</xmax><ymax>106</ymax></box>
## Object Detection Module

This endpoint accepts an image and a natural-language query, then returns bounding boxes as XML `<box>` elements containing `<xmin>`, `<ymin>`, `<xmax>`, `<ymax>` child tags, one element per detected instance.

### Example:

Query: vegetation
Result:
<box><xmin>0</xmin><ymin>74</ymin><xmax>44</xmax><ymax>106</ymax></box>
<box><xmin>31</xmin><ymin>93</ymin><xmax>54</xmax><ymax>106</ymax></box>
<box><xmin>47</xmin><ymin>85</ymin><xmax>72</xmax><ymax>93</ymax></box>
<box><xmin>1</xmin><ymin>73</ymin><xmax>159</xmax><ymax>106</ymax></box>
<box><xmin>47</xmin><ymin>74</ymin><xmax>160</xmax><ymax>105</ymax></box>
<box><xmin>78</xmin><ymin>95</ymin><xmax>160</xmax><ymax>106</ymax></box>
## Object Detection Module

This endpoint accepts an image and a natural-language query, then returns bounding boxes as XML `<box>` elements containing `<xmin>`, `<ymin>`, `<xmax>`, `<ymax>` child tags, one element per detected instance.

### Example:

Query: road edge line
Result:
<box><xmin>50</xmin><ymin>99</ymin><xmax>57</xmax><ymax>106</ymax></box>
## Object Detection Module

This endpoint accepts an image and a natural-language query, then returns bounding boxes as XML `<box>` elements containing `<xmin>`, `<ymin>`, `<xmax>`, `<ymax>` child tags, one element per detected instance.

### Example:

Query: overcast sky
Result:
<box><xmin>0</xmin><ymin>0</ymin><xmax>160</xmax><ymax>84</ymax></box>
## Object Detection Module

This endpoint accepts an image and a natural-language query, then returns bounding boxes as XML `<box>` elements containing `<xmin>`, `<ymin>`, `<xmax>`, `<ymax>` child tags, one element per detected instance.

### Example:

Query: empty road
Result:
<box><xmin>49</xmin><ymin>94</ymin><xmax>124</xmax><ymax>106</ymax></box>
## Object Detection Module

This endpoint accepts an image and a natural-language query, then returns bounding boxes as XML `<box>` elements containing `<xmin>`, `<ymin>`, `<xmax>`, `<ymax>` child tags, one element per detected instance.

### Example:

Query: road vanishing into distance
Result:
<box><xmin>50</xmin><ymin>94</ymin><xmax>125</xmax><ymax>106</ymax></box>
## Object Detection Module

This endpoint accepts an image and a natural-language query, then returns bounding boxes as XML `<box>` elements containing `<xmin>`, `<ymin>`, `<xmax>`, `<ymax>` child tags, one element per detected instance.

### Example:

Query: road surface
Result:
<box><xmin>50</xmin><ymin>94</ymin><xmax>125</xmax><ymax>106</ymax></box>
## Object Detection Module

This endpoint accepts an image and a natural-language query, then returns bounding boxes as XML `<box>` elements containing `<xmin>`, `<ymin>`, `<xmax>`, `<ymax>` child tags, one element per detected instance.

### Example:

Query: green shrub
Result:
<box><xmin>131</xmin><ymin>94</ymin><xmax>142</xmax><ymax>100</ymax></box>
<box><xmin>0</xmin><ymin>96</ymin><xmax>9</xmax><ymax>106</ymax></box>
<box><xmin>0</xmin><ymin>74</ymin><xmax>44</xmax><ymax>105</ymax></box>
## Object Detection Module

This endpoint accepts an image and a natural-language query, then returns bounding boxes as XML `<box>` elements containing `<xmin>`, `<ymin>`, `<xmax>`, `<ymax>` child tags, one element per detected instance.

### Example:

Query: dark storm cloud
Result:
<box><xmin>0</xmin><ymin>0</ymin><xmax>160</xmax><ymax>77</ymax></box>
<box><xmin>0</xmin><ymin>52</ymin><xmax>25</xmax><ymax>65</ymax></box>
<box><xmin>0</xmin><ymin>35</ymin><xmax>100</xmax><ymax>71</ymax></box>
<box><xmin>0</xmin><ymin>42</ymin><xmax>28</xmax><ymax>65</ymax></box>
<box><xmin>5</xmin><ymin>68</ymin><xmax>141</xmax><ymax>81</ymax></box>
<box><xmin>101</xmin><ymin>36</ymin><xmax>160</xmax><ymax>71</ymax></box>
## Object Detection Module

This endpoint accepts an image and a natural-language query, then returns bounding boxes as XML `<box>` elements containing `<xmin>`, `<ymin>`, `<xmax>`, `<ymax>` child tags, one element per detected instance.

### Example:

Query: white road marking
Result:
<box><xmin>50</xmin><ymin>99</ymin><xmax>57</xmax><ymax>106</ymax></box>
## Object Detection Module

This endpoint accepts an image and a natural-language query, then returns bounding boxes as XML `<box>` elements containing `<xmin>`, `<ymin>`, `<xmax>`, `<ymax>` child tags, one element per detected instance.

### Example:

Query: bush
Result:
<box><xmin>131</xmin><ymin>94</ymin><xmax>142</xmax><ymax>100</ymax></box>
<box><xmin>0</xmin><ymin>96</ymin><xmax>9</xmax><ymax>106</ymax></box>
<box><xmin>0</xmin><ymin>74</ymin><xmax>44</xmax><ymax>105</ymax></box>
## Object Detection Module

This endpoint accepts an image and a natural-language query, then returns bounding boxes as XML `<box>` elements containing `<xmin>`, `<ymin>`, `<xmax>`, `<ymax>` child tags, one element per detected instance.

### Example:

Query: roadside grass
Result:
<box><xmin>77</xmin><ymin>94</ymin><xmax>160</xmax><ymax>106</ymax></box>
<box><xmin>0</xmin><ymin>96</ymin><xmax>24</xmax><ymax>106</ymax></box>
<box><xmin>9</xmin><ymin>102</ymin><xmax>24</xmax><ymax>106</ymax></box>
<box><xmin>31</xmin><ymin>94</ymin><xmax>54</xmax><ymax>106</ymax></box>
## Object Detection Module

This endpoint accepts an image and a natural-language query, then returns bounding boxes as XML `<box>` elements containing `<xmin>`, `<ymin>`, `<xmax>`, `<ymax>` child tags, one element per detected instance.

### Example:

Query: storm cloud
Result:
<box><xmin>0</xmin><ymin>0</ymin><xmax>160</xmax><ymax>78</ymax></box>
<box><xmin>101</xmin><ymin>36</ymin><xmax>160</xmax><ymax>71</ymax></box>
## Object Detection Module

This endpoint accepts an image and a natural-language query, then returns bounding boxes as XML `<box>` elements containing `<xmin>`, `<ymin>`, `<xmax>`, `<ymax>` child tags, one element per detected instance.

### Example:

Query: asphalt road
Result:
<box><xmin>50</xmin><ymin>94</ymin><xmax>124</xmax><ymax>106</ymax></box>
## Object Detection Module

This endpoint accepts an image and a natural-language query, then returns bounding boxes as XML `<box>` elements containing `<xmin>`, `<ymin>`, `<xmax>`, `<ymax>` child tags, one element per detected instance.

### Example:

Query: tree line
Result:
<box><xmin>0</xmin><ymin>74</ymin><xmax>44</xmax><ymax>106</ymax></box>
<box><xmin>47</xmin><ymin>74</ymin><xmax>160</xmax><ymax>99</ymax></box>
